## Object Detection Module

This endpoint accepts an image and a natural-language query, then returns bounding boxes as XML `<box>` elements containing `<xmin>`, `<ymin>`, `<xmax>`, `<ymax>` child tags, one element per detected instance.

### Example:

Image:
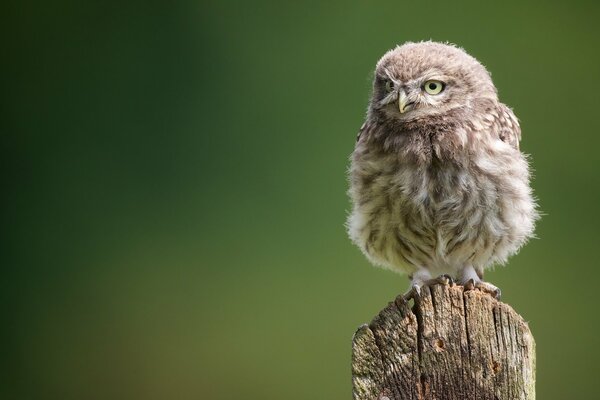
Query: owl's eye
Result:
<box><xmin>384</xmin><ymin>80</ymin><xmax>394</xmax><ymax>93</ymax></box>
<box><xmin>423</xmin><ymin>80</ymin><xmax>445</xmax><ymax>95</ymax></box>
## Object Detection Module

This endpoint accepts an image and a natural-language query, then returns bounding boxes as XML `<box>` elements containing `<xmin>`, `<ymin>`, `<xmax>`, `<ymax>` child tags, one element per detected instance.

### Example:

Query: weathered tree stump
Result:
<box><xmin>352</xmin><ymin>284</ymin><xmax>535</xmax><ymax>400</ymax></box>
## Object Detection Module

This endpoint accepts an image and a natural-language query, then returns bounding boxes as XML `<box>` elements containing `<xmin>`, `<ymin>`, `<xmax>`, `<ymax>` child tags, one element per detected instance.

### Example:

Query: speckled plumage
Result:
<box><xmin>347</xmin><ymin>42</ymin><xmax>538</xmax><ymax>293</ymax></box>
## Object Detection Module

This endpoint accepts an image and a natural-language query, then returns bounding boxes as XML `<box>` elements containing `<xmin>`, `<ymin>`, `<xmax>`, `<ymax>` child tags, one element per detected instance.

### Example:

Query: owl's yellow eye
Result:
<box><xmin>385</xmin><ymin>80</ymin><xmax>394</xmax><ymax>92</ymax></box>
<box><xmin>423</xmin><ymin>80</ymin><xmax>445</xmax><ymax>95</ymax></box>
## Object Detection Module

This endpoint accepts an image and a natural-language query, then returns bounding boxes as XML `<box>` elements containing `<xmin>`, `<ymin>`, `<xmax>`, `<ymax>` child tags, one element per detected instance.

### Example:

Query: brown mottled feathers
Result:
<box><xmin>346</xmin><ymin>42</ymin><xmax>538</xmax><ymax>285</ymax></box>
<box><xmin>497</xmin><ymin>104</ymin><xmax>521</xmax><ymax>150</ymax></box>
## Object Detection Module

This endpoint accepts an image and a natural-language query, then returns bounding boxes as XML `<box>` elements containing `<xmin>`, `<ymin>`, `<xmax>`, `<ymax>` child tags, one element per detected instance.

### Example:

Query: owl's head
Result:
<box><xmin>370</xmin><ymin>41</ymin><xmax>497</xmax><ymax>122</ymax></box>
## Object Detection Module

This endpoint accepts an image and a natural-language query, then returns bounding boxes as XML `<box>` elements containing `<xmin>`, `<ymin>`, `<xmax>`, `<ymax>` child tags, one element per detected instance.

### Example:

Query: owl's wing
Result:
<box><xmin>356</xmin><ymin>122</ymin><xmax>366</xmax><ymax>142</ymax></box>
<box><xmin>496</xmin><ymin>104</ymin><xmax>521</xmax><ymax>150</ymax></box>
<box><xmin>356</xmin><ymin>120</ymin><xmax>374</xmax><ymax>142</ymax></box>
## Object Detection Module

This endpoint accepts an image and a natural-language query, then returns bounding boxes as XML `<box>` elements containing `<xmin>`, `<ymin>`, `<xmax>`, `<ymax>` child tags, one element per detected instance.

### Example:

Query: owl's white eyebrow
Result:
<box><xmin>382</xmin><ymin>68</ymin><xmax>399</xmax><ymax>83</ymax></box>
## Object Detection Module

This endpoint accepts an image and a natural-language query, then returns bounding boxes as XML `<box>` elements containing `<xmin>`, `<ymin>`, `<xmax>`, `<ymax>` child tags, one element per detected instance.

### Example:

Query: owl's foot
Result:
<box><xmin>403</xmin><ymin>274</ymin><xmax>455</xmax><ymax>300</ymax></box>
<box><xmin>464</xmin><ymin>279</ymin><xmax>501</xmax><ymax>299</ymax></box>
<box><xmin>427</xmin><ymin>274</ymin><xmax>454</xmax><ymax>287</ymax></box>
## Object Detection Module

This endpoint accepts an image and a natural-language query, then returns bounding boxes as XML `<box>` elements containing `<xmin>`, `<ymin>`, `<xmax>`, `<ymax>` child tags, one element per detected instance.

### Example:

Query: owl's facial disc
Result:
<box><xmin>373</xmin><ymin>66</ymin><xmax>468</xmax><ymax>123</ymax></box>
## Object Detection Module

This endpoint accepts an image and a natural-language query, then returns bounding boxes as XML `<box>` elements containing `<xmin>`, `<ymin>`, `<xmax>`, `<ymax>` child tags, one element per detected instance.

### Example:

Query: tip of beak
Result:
<box><xmin>398</xmin><ymin>91</ymin><xmax>414</xmax><ymax>114</ymax></box>
<box><xmin>399</xmin><ymin>101</ymin><xmax>415</xmax><ymax>114</ymax></box>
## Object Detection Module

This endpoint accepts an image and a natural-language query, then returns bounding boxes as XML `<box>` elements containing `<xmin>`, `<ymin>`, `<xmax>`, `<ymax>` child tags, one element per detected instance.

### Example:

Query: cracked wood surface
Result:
<box><xmin>352</xmin><ymin>284</ymin><xmax>535</xmax><ymax>400</ymax></box>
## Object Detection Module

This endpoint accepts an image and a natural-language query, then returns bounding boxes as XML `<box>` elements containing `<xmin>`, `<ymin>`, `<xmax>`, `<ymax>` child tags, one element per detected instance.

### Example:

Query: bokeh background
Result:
<box><xmin>4</xmin><ymin>0</ymin><xmax>600</xmax><ymax>398</ymax></box>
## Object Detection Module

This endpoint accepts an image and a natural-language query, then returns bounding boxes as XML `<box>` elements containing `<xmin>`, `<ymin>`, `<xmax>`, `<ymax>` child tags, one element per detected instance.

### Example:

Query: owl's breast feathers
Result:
<box><xmin>348</xmin><ymin>100</ymin><xmax>536</xmax><ymax>274</ymax></box>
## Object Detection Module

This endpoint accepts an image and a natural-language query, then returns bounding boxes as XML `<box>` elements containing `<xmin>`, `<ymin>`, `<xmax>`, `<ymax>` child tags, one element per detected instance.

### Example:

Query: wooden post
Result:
<box><xmin>352</xmin><ymin>284</ymin><xmax>535</xmax><ymax>400</ymax></box>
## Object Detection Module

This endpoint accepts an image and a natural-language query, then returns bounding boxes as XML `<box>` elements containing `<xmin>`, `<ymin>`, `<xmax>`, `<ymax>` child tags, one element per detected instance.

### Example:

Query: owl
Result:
<box><xmin>347</xmin><ymin>41</ymin><xmax>538</xmax><ymax>298</ymax></box>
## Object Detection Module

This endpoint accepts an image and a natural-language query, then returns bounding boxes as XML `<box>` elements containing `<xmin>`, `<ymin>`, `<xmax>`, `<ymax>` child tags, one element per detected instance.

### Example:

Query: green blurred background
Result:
<box><xmin>4</xmin><ymin>0</ymin><xmax>600</xmax><ymax>398</ymax></box>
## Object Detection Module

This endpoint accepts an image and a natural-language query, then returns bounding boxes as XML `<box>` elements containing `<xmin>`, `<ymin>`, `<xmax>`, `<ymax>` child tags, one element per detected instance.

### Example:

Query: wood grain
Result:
<box><xmin>352</xmin><ymin>284</ymin><xmax>535</xmax><ymax>400</ymax></box>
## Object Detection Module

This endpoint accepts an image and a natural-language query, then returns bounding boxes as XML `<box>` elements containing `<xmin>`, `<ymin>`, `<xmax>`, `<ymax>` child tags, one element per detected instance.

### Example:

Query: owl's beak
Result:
<box><xmin>398</xmin><ymin>90</ymin><xmax>414</xmax><ymax>114</ymax></box>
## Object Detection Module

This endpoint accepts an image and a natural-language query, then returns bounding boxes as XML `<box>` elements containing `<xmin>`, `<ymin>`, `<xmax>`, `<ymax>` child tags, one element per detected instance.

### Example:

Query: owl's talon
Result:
<box><xmin>403</xmin><ymin>284</ymin><xmax>422</xmax><ymax>301</ymax></box>
<box><xmin>438</xmin><ymin>274</ymin><xmax>454</xmax><ymax>285</ymax></box>
<box><xmin>475</xmin><ymin>281</ymin><xmax>502</xmax><ymax>299</ymax></box>
<box><xmin>404</xmin><ymin>274</ymin><xmax>456</xmax><ymax>300</ymax></box>
<box><xmin>463</xmin><ymin>279</ymin><xmax>501</xmax><ymax>299</ymax></box>
<box><xmin>422</xmin><ymin>274</ymin><xmax>453</xmax><ymax>287</ymax></box>
<box><xmin>464</xmin><ymin>278</ymin><xmax>475</xmax><ymax>291</ymax></box>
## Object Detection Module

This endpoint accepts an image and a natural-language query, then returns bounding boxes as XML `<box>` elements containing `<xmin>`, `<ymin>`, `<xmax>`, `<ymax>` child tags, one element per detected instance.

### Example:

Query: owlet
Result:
<box><xmin>347</xmin><ymin>41</ymin><xmax>538</xmax><ymax>298</ymax></box>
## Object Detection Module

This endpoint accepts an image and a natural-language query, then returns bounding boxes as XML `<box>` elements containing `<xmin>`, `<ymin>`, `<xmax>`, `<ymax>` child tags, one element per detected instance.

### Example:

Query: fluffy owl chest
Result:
<box><xmin>352</xmin><ymin>154</ymin><xmax>501</xmax><ymax>272</ymax></box>
<box><xmin>366</xmin><ymin>162</ymin><xmax>481</xmax><ymax>232</ymax></box>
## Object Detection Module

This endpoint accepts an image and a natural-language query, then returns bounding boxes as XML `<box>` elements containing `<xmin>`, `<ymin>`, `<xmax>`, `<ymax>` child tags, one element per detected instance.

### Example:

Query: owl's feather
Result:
<box><xmin>497</xmin><ymin>104</ymin><xmax>521</xmax><ymax>150</ymax></box>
